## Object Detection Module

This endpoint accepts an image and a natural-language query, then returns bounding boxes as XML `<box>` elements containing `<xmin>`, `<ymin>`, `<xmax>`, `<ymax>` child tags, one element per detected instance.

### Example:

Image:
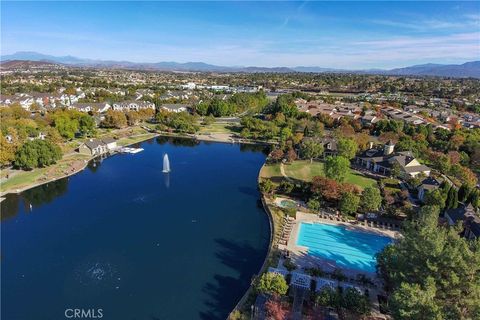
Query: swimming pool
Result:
<box><xmin>296</xmin><ymin>222</ymin><xmax>393</xmax><ymax>273</ymax></box>
<box><xmin>279</xmin><ymin>199</ymin><xmax>297</xmax><ymax>208</ymax></box>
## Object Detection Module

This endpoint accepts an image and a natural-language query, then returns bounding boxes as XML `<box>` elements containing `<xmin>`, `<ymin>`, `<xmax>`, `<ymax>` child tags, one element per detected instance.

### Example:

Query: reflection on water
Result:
<box><xmin>240</xmin><ymin>143</ymin><xmax>271</xmax><ymax>155</ymax></box>
<box><xmin>1</xmin><ymin>178</ymin><xmax>69</xmax><ymax>221</ymax></box>
<box><xmin>164</xmin><ymin>172</ymin><xmax>170</xmax><ymax>188</ymax></box>
<box><xmin>155</xmin><ymin>135</ymin><xmax>200</xmax><ymax>147</ymax></box>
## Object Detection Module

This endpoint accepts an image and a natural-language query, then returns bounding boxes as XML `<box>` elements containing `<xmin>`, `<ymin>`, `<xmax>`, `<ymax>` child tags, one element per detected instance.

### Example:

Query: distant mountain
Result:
<box><xmin>0</xmin><ymin>59</ymin><xmax>60</xmax><ymax>69</ymax></box>
<box><xmin>1</xmin><ymin>51</ymin><xmax>478</xmax><ymax>78</ymax></box>
<box><xmin>386</xmin><ymin>61</ymin><xmax>480</xmax><ymax>78</ymax></box>
<box><xmin>0</xmin><ymin>51</ymin><xmax>85</xmax><ymax>64</ymax></box>
<box><xmin>292</xmin><ymin>66</ymin><xmax>344</xmax><ymax>73</ymax></box>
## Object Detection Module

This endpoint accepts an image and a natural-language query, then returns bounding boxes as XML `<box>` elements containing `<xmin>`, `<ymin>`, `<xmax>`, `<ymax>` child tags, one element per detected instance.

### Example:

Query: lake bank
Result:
<box><xmin>1</xmin><ymin>127</ymin><xmax>275</xmax><ymax>197</ymax></box>
<box><xmin>0</xmin><ymin>131</ymin><xmax>159</xmax><ymax>197</ymax></box>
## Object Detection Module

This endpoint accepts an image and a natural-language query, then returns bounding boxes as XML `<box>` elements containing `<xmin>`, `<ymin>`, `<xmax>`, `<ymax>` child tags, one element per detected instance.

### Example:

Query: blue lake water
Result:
<box><xmin>1</xmin><ymin>137</ymin><xmax>271</xmax><ymax>320</ymax></box>
<box><xmin>296</xmin><ymin>222</ymin><xmax>393</xmax><ymax>273</ymax></box>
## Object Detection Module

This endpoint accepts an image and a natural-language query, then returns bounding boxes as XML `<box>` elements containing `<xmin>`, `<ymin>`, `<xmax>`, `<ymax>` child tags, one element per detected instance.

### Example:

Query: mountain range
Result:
<box><xmin>2</xmin><ymin>51</ymin><xmax>479</xmax><ymax>78</ymax></box>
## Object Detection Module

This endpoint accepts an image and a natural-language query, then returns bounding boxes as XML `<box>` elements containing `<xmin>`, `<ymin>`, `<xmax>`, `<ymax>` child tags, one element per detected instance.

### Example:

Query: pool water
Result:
<box><xmin>296</xmin><ymin>222</ymin><xmax>393</xmax><ymax>273</ymax></box>
<box><xmin>279</xmin><ymin>200</ymin><xmax>296</xmax><ymax>208</ymax></box>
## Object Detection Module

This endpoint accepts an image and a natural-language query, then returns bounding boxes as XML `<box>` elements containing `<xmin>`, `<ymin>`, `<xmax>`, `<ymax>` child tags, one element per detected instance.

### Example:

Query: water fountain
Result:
<box><xmin>162</xmin><ymin>154</ymin><xmax>171</xmax><ymax>173</ymax></box>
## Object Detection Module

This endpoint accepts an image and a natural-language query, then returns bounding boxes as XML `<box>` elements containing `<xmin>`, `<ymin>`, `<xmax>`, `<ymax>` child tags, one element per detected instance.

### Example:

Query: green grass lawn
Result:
<box><xmin>198</xmin><ymin>122</ymin><xmax>240</xmax><ymax>134</ymax></box>
<box><xmin>1</xmin><ymin>153</ymin><xmax>91</xmax><ymax>192</ymax></box>
<box><xmin>260</xmin><ymin>163</ymin><xmax>281</xmax><ymax>179</ymax></box>
<box><xmin>283</xmin><ymin>160</ymin><xmax>377</xmax><ymax>189</ymax></box>
<box><xmin>117</xmin><ymin>133</ymin><xmax>157</xmax><ymax>146</ymax></box>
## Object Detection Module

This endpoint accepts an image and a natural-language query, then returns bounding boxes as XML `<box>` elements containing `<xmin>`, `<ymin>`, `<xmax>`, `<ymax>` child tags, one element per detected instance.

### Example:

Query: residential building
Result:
<box><xmin>322</xmin><ymin>137</ymin><xmax>338</xmax><ymax>157</ymax></box>
<box><xmin>160</xmin><ymin>104</ymin><xmax>190</xmax><ymax>113</ymax></box>
<box><xmin>112</xmin><ymin>101</ymin><xmax>155</xmax><ymax>112</ymax></box>
<box><xmin>417</xmin><ymin>176</ymin><xmax>441</xmax><ymax>201</ymax></box>
<box><xmin>78</xmin><ymin>138</ymin><xmax>117</xmax><ymax>156</ymax></box>
<box><xmin>69</xmin><ymin>102</ymin><xmax>111</xmax><ymax>113</ymax></box>
<box><xmin>356</xmin><ymin>141</ymin><xmax>431</xmax><ymax>178</ymax></box>
<box><xmin>445</xmin><ymin>204</ymin><xmax>480</xmax><ymax>239</ymax></box>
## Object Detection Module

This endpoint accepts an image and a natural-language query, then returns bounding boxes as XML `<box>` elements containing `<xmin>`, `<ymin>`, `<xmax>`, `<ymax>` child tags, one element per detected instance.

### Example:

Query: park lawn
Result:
<box><xmin>1</xmin><ymin>153</ymin><xmax>91</xmax><ymax>192</ymax></box>
<box><xmin>117</xmin><ymin>133</ymin><xmax>157</xmax><ymax>146</ymax></box>
<box><xmin>283</xmin><ymin>160</ymin><xmax>377</xmax><ymax>189</ymax></box>
<box><xmin>260</xmin><ymin>163</ymin><xmax>281</xmax><ymax>179</ymax></box>
<box><xmin>198</xmin><ymin>122</ymin><xmax>240</xmax><ymax>134</ymax></box>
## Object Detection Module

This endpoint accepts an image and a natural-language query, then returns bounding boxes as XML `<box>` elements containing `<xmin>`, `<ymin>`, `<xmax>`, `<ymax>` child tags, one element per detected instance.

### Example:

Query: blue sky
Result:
<box><xmin>1</xmin><ymin>1</ymin><xmax>479</xmax><ymax>69</ymax></box>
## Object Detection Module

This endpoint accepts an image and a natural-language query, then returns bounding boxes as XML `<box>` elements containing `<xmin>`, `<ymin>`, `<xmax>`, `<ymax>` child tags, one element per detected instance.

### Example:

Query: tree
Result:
<box><xmin>377</xmin><ymin>205</ymin><xmax>480</xmax><ymax>319</ymax></box>
<box><xmin>202</xmin><ymin>114</ymin><xmax>215</xmax><ymax>126</ymax></box>
<box><xmin>45</xmin><ymin>127</ymin><xmax>63</xmax><ymax>144</ymax></box>
<box><xmin>300</xmin><ymin>139</ymin><xmax>324</xmax><ymax>162</ymax></box>
<box><xmin>64</xmin><ymin>86</ymin><xmax>77</xmax><ymax>95</ymax></box>
<box><xmin>337</xmin><ymin>138</ymin><xmax>358</xmax><ymax>160</ymax></box>
<box><xmin>14</xmin><ymin>140</ymin><xmax>62</xmax><ymax>170</ymax></box>
<box><xmin>339</xmin><ymin>191</ymin><xmax>360</xmax><ymax>216</ymax></box>
<box><xmin>0</xmin><ymin>133</ymin><xmax>16</xmax><ymax>166</ymax></box>
<box><xmin>316</xmin><ymin>287</ymin><xmax>340</xmax><ymax>307</ymax></box>
<box><xmin>445</xmin><ymin>187</ymin><xmax>459</xmax><ymax>209</ymax></box>
<box><xmin>307</xmin><ymin>198</ymin><xmax>321</xmax><ymax>212</ymax></box>
<box><xmin>126</xmin><ymin>111</ymin><xmax>141</xmax><ymax>126</ymax></box>
<box><xmin>259</xmin><ymin>179</ymin><xmax>274</xmax><ymax>195</ymax></box>
<box><xmin>324</xmin><ymin>156</ymin><xmax>350</xmax><ymax>182</ymax></box>
<box><xmin>361</xmin><ymin>186</ymin><xmax>382</xmax><ymax>212</ymax></box>
<box><xmin>342</xmin><ymin>288</ymin><xmax>370</xmax><ymax>315</ymax></box>
<box><xmin>269</xmin><ymin>149</ymin><xmax>284</xmax><ymax>163</ymax></box>
<box><xmin>285</xmin><ymin>148</ymin><xmax>297</xmax><ymax>163</ymax></box>
<box><xmin>53</xmin><ymin>115</ymin><xmax>79</xmax><ymax>139</ymax></box>
<box><xmin>255</xmin><ymin>272</ymin><xmax>288</xmax><ymax>296</ymax></box>
<box><xmin>311</xmin><ymin>176</ymin><xmax>341</xmax><ymax>202</ymax></box>
<box><xmin>265</xmin><ymin>297</ymin><xmax>289</xmax><ymax>320</ymax></box>
<box><xmin>279</xmin><ymin>180</ymin><xmax>294</xmax><ymax>194</ymax></box>
<box><xmin>423</xmin><ymin>189</ymin><xmax>446</xmax><ymax>208</ymax></box>
<box><xmin>390</xmin><ymin>278</ymin><xmax>442</xmax><ymax>320</ymax></box>
<box><xmin>78</xmin><ymin>114</ymin><xmax>96</xmax><ymax>136</ymax></box>
<box><xmin>196</xmin><ymin>102</ymin><xmax>209</xmax><ymax>116</ymax></box>
<box><xmin>457</xmin><ymin>184</ymin><xmax>471</xmax><ymax>203</ymax></box>
<box><xmin>280</xmin><ymin>127</ymin><xmax>293</xmax><ymax>144</ymax></box>
<box><xmin>102</xmin><ymin>110</ymin><xmax>127</xmax><ymax>129</ymax></box>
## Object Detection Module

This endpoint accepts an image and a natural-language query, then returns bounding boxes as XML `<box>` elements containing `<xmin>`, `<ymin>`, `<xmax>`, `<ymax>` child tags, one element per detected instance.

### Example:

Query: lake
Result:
<box><xmin>1</xmin><ymin>137</ymin><xmax>271</xmax><ymax>320</ymax></box>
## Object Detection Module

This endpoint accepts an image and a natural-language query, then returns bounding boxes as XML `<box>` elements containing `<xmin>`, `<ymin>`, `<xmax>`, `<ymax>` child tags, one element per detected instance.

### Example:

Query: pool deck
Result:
<box><xmin>281</xmin><ymin>211</ymin><xmax>399</xmax><ymax>278</ymax></box>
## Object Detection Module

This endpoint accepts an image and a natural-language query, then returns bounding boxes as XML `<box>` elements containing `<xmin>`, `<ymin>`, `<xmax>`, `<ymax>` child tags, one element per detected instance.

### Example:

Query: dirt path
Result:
<box><xmin>280</xmin><ymin>163</ymin><xmax>294</xmax><ymax>182</ymax></box>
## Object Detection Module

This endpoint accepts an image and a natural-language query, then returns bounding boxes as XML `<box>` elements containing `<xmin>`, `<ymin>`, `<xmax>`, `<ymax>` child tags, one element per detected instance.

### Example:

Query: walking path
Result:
<box><xmin>279</xmin><ymin>163</ymin><xmax>293</xmax><ymax>182</ymax></box>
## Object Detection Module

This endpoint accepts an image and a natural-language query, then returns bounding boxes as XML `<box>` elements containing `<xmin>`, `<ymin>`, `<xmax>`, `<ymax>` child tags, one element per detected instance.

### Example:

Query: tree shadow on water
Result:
<box><xmin>199</xmin><ymin>238</ymin><xmax>267</xmax><ymax>320</ymax></box>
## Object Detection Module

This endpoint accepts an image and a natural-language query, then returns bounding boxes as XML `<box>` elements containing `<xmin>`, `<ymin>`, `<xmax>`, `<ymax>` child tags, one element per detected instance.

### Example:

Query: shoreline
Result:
<box><xmin>0</xmin><ymin>129</ymin><xmax>274</xmax><ymax>198</ymax></box>
<box><xmin>230</xmin><ymin>163</ymin><xmax>276</xmax><ymax>316</ymax></box>
<box><xmin>0</xmin><ymin>132</ymin><xmax>158</xmax><ymax>197</ymax></box>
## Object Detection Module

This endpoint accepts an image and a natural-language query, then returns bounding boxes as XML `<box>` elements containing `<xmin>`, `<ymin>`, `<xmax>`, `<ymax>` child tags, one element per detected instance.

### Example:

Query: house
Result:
<box><xmin>417</xmin><ymin>176</ymin><xmax>441</xmax><ymax>201</ymax></box>
<box><xmin>445</xmin><ymin>204</ymin><xmax>480</xmax><ymax>239</ymax></box>
<box><xmin>27</xmin><ymin>132</ymin><xmax>46</xmax><ymax>141</ymax></box>
<box><xmin>322</xmin><ymin>137</ymin><xmax>338</xmax><ymax>157</ymax></box>
<box><xmin>70</xmin><ymin>102</ymin><xmax>111</xmax><ymax>113</ymax></box>
<box><xmin>112</xmin><ymin>101</ymin><xmax>155</xmax><ymax>112</ymax></box>
<box><xmin>360</xmin><ymin>115</ymin><xmax>378</xmax><ymax>127</ymax></box>
<box><xmin>101</xmin><ymin>137</ymin><xmax>117</xmax><ymax>150</ymax></box>
<box><xmin>180</xmin><ymin>82</ymin><xmax>196</xmax><ymax>90</ymax></box>
<box><xmin>160</xmin><ymin>104</ymin><xmax>190</xmax><ymax>113</ymax></box>
<box><xmin>356</xmin><ymin>141</ymin><xmax>431</xmax><ymax>178</ymax></box>
<box><xmin>78</xmin><ymin>138</ymin><xmax>117</xmax><ymax>156</ymax></box>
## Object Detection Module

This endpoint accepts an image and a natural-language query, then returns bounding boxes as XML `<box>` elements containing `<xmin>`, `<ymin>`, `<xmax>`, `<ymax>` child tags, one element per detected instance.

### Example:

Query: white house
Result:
<box><xmin>160</xmin><ymin>104</ymin><xmax>190</xmax><ymax>113</ymax></box>
<box><xmin>112</xmin><ymin>101</ymin><xmax>155</xmax><ymax>112</ymax></box>
<box><xmin>79</xmin><ymin>138</ymin><xmax>117</xmax><ymax>156</ymax></box>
